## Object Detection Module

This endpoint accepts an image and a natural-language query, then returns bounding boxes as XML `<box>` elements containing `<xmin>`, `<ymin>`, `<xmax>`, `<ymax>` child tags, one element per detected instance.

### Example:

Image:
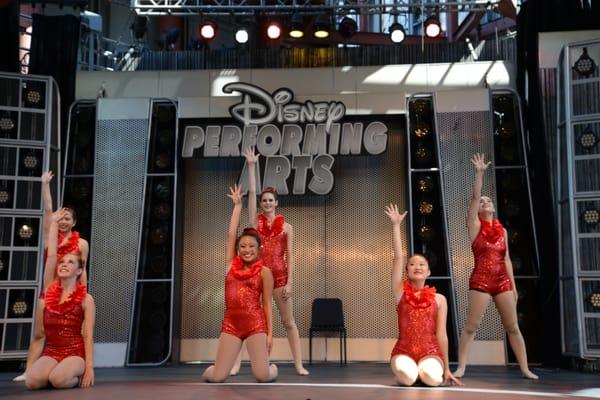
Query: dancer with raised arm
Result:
<box><xmin>14</xmin><ymin>171</ymin><xmax>89</xmax><ymax>383</ymax></box>
<box><xmin>202</xmin><ymin>185</ymin><xmax>278</xmax><ymax>383</ymax></box>
<box><xmin>454</xmin><ymin>153</ymin><xmax>537</xmax><ymax>379</ymax></box>
<box><xmin>385</xmin><ymin>203</ymin><xmax>462</xmax><ymax>387</ymax></box>
<box><xmin>234</xmin><ymin>147</ymin><xmax>308</xmax><ymax>376</ymax></box>
<box><xmin>25</xmin><ymin>209</ymin><xmax>95</xmax><ymax>389</ymax></box>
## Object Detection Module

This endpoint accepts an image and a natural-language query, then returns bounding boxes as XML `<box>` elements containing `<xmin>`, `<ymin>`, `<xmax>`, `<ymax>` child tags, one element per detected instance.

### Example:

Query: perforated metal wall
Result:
<box><xmin>181</xmin><ymin>118</ymin><xmax>405</xmax><ymax>340</ymax></box>
<box><xmin>90</xmin><ymin>118</ymin><xmax>148</xmax><ymax>343</ymax></box>
<box><xmin>437</xmin><ymin>111</ymin><xmax>505</xmax><ymax>341</ymax></box>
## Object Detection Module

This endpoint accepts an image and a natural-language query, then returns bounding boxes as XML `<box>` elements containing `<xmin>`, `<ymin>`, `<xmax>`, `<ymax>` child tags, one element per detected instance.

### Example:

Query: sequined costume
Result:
<box><xmin>41</xmin><ymin>283</ymin><xmax>87</xmax><ymax>362</ymax></box>
<box><xmin>40</xmin><ymin>231</ymin><xmax>82</xmax><ymax>299</ymax></box>
<box><xmin>469</xmin><ymin>217</ymin><xmax>513</xmax><ymax>296</ymax></box>
<box><xmin>221</xmin><ymin>257</ymin><xmax>268</xmax><ymax>340</ymax></box>
<box><xmin>257</xmin><ymin>214</ymin><xmax>288</xmax><ymax>289</ymax></box>
<box><xmin>391</xmin><ymin>281</ymin><xmax>442</xmax><ymax>362</ymax></box>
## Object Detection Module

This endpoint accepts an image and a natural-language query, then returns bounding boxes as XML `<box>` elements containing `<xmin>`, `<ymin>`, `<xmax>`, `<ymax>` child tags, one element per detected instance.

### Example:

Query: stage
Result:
<box><xmin>1</xmin><ymin>363</ymin><xmax>599</xmax><ymax>399</ymax></box>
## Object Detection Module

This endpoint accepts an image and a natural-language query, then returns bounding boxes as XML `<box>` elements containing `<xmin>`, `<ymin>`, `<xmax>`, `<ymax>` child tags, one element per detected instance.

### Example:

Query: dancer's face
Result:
<box><xmin>406</xmin><ymin>255</ymin><xmax>431</xmax><ymax>281</ymax></box>
<box><xmin>260</xmin><ymin>193</ymin><xmax>278</xmax><ymax>213</ymax></box>
<box><xmin>58</xmin><ymin>211</ymin><xmax>76</xmax><ymax>233</ymax></box>
<box><xmin>478</xmin><ymin>196</ymin><xmax>495</xmax><ymax>214</ymax></box>
<box><xmin>56</xmin><ymin>253</ymin><xmax>82</xmax><ymax>279</ymax></box>
<box><xmin>238</xmin><ymin>236</ymin><xmax>260</xmax><ymax>264</ymax></box>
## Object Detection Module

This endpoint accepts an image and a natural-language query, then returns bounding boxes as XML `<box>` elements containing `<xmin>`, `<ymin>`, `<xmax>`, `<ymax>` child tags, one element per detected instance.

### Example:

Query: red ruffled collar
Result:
<box><xmin>230</xmin><ymin>256</ymin><xmax>264</xmax><ymax>280</ymax></box>
<box><xmin>258</xmin><ymin>214</ymin><xmax>284</xmax><ymax>238</ymax></box>
<box><xmin>44</xmin><ymin>282</ymin><xmax>87</xmax><ymax>314</ymax></box>
<box><xmin>479</xmin><ymin>216</ymin><xmax>504</xmax><ymax>243</ymax></box>
<box><xmin>58</xmin><ymin>230</ymin><xmax>80</xmax><ymax>261</ymax></box>
<box><xmin>403</xmin><ymin>280</ymin><xmax>437</xmax><ymax>308</ymax></box>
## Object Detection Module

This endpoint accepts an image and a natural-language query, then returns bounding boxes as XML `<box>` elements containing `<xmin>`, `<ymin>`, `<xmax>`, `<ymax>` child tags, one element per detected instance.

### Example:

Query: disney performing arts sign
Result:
<box><xmin>181</xmin><ymin>82</ymin><xmax>389</xmax><ymax>195</ymax></box>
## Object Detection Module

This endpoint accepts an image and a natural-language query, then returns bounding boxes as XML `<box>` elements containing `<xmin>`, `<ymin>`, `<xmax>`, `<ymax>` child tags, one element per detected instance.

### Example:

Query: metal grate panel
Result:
<box><xmin>90</xmin><ymin>118</ymin><xmax>148</xmax><ymax>342</ymax></box>
<box><xmin>437</xmin><ymin>111</ymin><xmax>504</xmax><ymax>341</ymax></box>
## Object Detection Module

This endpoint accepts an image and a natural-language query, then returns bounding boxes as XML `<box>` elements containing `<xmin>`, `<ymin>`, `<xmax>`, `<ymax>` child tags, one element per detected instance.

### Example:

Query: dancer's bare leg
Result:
<box><xmin>418</xmin><ymin>356</ymin><xmax>444</xmax><ymax>387</ymax></box>
<box><xmin>25</xmin><ymin>356</ymin><xmax>57</xmax><ymax>390</ymax></box>
<box><xmin>454</xmin><ymin>290</ymin><xmax>491</xmax><ymax>378</ymax></box>
<box><xmin>14</xmin><ymin>334</ymin><xmax>45</xmax><ymax>382</ymax></box>
<box><xmin>202</xmin><ymin>333</ymin><xmax>243</xmax><ymax>383</ymax></box>
<box><xmin>230</xmin><ymin>345</ymin><xmax>243</xmax><ymax>375</ymax></box>
<box><xmin>494</xmin><ymin>291</ymin><xmax>538</xmax><ymax>380</ymax></box>
<box><xmin>390</xmin><ymin>355</ymin><xmax>418</xmax><ymax>386</ymax></box>
<box><xmin>48</xmin><ymin>356</ymin><xmax>85</xmax><ymax>388</ymax></box>
<box><xmin>246</xmin><ymin>333</ymin><xmax>278</xmax><ymax>382</ymax></box>
<box><xmin>273</xmin><ymin>288</ymin><xmax>308</xmax><ymax>375</ymax></box>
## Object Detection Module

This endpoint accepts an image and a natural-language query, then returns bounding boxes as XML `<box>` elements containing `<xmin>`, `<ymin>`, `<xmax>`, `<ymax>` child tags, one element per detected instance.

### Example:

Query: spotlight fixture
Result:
<box><xmin>235</xmin><ymin>28</ymin><xmax>249</xmax><ymax>44</ymax></box>
<box><xmin>338</xmin><ymin>16</ymin><xmax>357</xmax><ymax>39</ymax></box>
<box><xmin>579</xmin><ymin>128</ymin><xmax>598</xmax><ymax>150</ymax></box>
<box><xmin>418</xmin><ymin>224</ymin><xmax>434</xmax><ymax>241</ymax></box>
<box><xmin>389</xmin><ymin>22</ymin><xmax>406</xmax><ymax>44</ymax></box>
<box><xmin>289</xmin><ymin>14</ymin><xmax>304</xmax><ymax>39</ymax></box>
<box><xmin>150</xmin><ymin>227</ymin><xmax>168</xmax><ymax>245</ymax></box>
<box><xmin>199</xmin><ymin>21</ymin><xmax>217</xmax><ymax>42</ymax></box>
<box><xmin>573</xmin><ymin>47</ymin><xmax>596</xmax><ymax>78</ymax></box>
<box><xmin>418</xmin><ymin>200</ymin><xmax>433</xmax><ymax>215</ymax></box>
<box><xmin>410</xmin><ymin>99</ymin><xmax>429</xmax><ymax>116</ymax></box>
<box><xmin>18</xmin><ymin>224</ymin><xmax>33</xmax><ymax>240</ymax></box>
<box><xmin>153</xmin><ymin>203</ymin><xmax>171</xmax><ymax>220</ymax></box>
<box><xmin>0</xmin><ymin>115</ymin><xmax>15</xmax><ymax>131</ymax></box>
<box><xmin>0</xmin><ymin>258</ymin><xmax>5</xmax><ymax>273</ymax></box>
<box><xmin>417</xmin><ymin>176</ymin><xmax>434</xmax><ymax>193</ymax></box>
<box><xmin>154</xmin><ymin>153</ymin><xmax>171</xmax><ymax>169</ymax></box>
<box><xmin>590</xmin><ymin>292</ymin><xmax>600</xmax><ymax>309</ymax></box>
<box><xmin>24</xmin><ymin>87</ymin><xmax>42</xmax><ymax>107</ymax></box>
<box><xmin>154</xmin><ymin>182</ymin><xmax>171</xmax><ymax>199</ymax></box>
<box><xmin>12</xmin><ymin>300</ymin><xmax>28</xmax><ymax>316</ymax></box>
<box><xmin>583</xmin><ymin>208</ymin><xmax>600</xmax><ymax>225</ymax></box>
<box><xmin>266</xmin><ymin>20</ymin><xmax>282</xmax><ymax>40</ymax></box>
<box><xmin>413</xmin><ymin>123</ymin><xmax>430</xmax><ymax>138</ymax></box>
<box><xmin>424</xmin><ymin>16</ymin><xmax>441</xmax><ymax>38</ymax></box>
<box><xmin>22</xmin><ymin>153</ymin><xmax>39</xmax><ymax>170</ymax></box>
<box><xmin>313</xmin><ymin>13</ymin><xmax>331</xmax><ymax>39</ymax></box>
<box><xmin>0</xmin><ymin>187</ymin><xmax>10</xmax><ymax>205</ymax></box>
<box><xmin>414</xmin><ymin>146</ymin><xmax>432</xmax><ymax>164</ymax></box>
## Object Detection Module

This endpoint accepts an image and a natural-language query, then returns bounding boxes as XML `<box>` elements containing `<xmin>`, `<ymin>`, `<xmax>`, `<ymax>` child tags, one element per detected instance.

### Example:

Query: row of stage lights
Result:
<box><xmin>195</xmin><ymin>15</ymin><xmax>442</xmax><ymax>44</ymax></box>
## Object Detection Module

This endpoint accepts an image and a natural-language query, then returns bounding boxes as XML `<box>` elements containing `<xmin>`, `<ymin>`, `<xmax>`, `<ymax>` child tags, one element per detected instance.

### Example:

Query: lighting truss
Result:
<box><xmin>131</xmin><ymin>0</ymin><xmax>501</xmax><ymax>16</ymax></box>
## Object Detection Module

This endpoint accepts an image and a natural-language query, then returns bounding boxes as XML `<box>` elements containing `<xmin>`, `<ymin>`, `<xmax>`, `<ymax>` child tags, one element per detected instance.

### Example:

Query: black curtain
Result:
<box><xmin>517</xmin><ymin>0</ymin><xmax>600</xmax><ymax>367</ymax></box>
<box><xmin>0</xmin><ymin>0</ymin><xmax>20</xmax><ymax>73</ymax></box>
<box><xmin>29</xmin><ymin>13</ymin><xmax>80</xmax><ymax>159</ymax></box>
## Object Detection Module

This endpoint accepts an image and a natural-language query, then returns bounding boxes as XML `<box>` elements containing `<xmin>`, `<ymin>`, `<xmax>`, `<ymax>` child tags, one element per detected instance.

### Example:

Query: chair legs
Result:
<box><xmin>309</xmin><ymin>330</ymin><xmax>313</xmax><ymax>365</ymax></box>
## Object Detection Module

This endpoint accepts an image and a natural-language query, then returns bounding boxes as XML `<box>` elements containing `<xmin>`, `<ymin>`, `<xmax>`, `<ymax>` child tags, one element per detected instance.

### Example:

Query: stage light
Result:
<box><xmin>338</xmin><ymin>16</ymin><xmax>357</xmax><ymax>39</ymax></box>
<box><xmin>153</xmin><ymin>203</ymin><xmax>171</xmax><ymax>220</ymax></box>
<box><xmin>266</xmin><ymin>21</ymin><xmax>282</xmax><ymax>40</ymax></box>
<box><xmin>573</xmin><ymin>47</ymin><xmax>596</xmax><ymax>78</ymax></box>
<box><xmin>289</xmin><ymin>14</ymin><xmax>304</xmax><ymax>38</ymax></box>
<box><xmin>413</xmin><ymin>123</ymin><xmax>430</xmax><ymax>138</ymax></box>
<box><xmin>418</xmin><ymin>224</ymin><xmax>434</xmax><ymax>241</ymax></box>
<box><xmin>389</xmin><ymin>22</ymin><xmax>405</xmax><ymax>44</ymax></box>
<box><xmin>0</xmin><ymin>258</ymin><xmax>5</xmax><ymax>273</ymax></box>
<box><xmin>18</xmin><ymin>224</ymin><xmax>33</xmax><ymax>240</ymax></box>
<box><xmin>199</xmin><ymin>21</ymin><xmax>217</xmax><ymax>42</ymax></box>
<box><xmin>424</xmin><ymin>16</ymin><xmax>441</xmax><ymax>38</ymax></box>
<box><xmin>417</xmin><ymin>176</ymin><xmax>434</xmax><ymax>193</ymax></box>
<box><xmin>0</xmin><ymin>115</ymin><xmax>15</xmax><ymax>131</ymax></box>
<box><xmin>414</xmin><ymin>146</ymin><xmax>432</xmax><ymax>164</ymax></box>
<box><xmin>22</xmin><ymin>153</ymin><xmax>39</xmax><ymax>170</ymax></box>
<box><xmin>313</xmin><ymin>14</ymin><xmax>331</xmax><ymax>39</ymax></box>
<box><xmin>410</xmin><ymin>99</ymin><xmax>428</xmax><ymax>117</ymax></box>
<box><xmin>154</xmin><ymin>153</ymin><xmax>171</xmax><ymax>169</ymax></box>
<box><xmin>12</xmin><ymin>300</ymin><xmax>28</xmax><ymax>316</ymax></box>
<box><xmin>154</xmin><ymin>182</ymin><xmax>171</xmax><ymax>199</ymax></box>
<box><xmin>590</xmin><ymin>292</ymin><xmax>600</xmax><ymax>308</ymax></box>
<box><xmin>131</xmin><ymin>16</ymin><xmax>148</xmax><ymax>40</ymax></box>
<box><xmin>583</xmin><ymin>209</ymin><xmax>600</xmax><ymax>225</ymax></box>
<box><xmin>579</xmin><ymin>128</ymin><xmax>598</xmax><ymax>150</ymax></box>
<box><xmin>24</xmin><ymin>88</ymin><xmax>41</xmax><ymax>107</ymax></box>
<box><xmin>418</xmin><ymin>200</ymin><xmax>433</xmax><ymax>215</ymax></box>
<box><xmin>235</xmin><ymin>28</ymin><xmax>249</xmax><ymax>44</ymax></box>
<box><xmin>0</xmin><ymin>187</ymin><xmax>10</xmax><ymax>206</ymax></box>
<box><xmin>150</xmin><ymin>227</ymin><xmax>168</xmax><ymax>245</ymax></box>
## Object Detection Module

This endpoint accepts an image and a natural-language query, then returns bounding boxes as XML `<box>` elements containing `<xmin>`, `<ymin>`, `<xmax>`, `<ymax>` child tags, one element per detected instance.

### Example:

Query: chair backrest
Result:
<box><xmin>311</xmin><ymin>298</ymin><xmax>345</xmax><ymax>329</ymax></box>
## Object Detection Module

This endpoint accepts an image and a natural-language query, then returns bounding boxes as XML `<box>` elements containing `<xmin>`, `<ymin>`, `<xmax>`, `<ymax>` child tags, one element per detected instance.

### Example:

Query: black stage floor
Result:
<box><xmin>1</xmin><ymin>363</ymin><xmax>599</xmax><ymax>399</ymax></box>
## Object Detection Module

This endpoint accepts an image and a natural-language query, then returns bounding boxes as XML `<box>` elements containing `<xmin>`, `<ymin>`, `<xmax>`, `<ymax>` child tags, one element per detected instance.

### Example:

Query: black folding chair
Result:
<box><xmin>309</xmin><ymin>298</ymin><xmax>347</xmax><ymax>365</ymax></box>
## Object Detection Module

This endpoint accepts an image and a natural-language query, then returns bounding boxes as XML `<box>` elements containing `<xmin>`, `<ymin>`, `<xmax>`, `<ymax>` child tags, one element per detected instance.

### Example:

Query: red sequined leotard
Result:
<box><xmin>469</xmin><ymin>217</ymin><xmax>513</xmax><ymax>296</ymax></box>
<box><xmin>257</xmin><ymin>214</ymin><xmax>288</xmax><ymax>289</ymax></box>
<box><xmin>41</xmin><ymin>283</ymin><xmax>87</xmax><ymax>362</ymax></box>
<box><xmin>220</xmin><ymin>257</ymin><xmax>268</xmax><ymax>340</ymax></box>
<box><xmin>391</xmin><ymin>281</ymin><xmax>442</xmax><ymax>362</ymax></box>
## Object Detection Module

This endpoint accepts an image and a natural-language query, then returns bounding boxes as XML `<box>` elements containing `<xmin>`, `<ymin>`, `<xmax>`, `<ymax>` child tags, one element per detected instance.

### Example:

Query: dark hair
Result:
<box><xmin>260</xmin><ymin>187</ymin><xmax>278</xmax><ymax>202</ymax></box>
<box><xmin>407</xmin><ymin>253</ymin><xmax>430</xmax><ymax>265</ymax></box>
<box><xmin>63</xmin><ymin>207</ymin><xmax>77</xmax><ymax>222</ymax></box>
<box><xmin>237</xmin><ymin>227</ymin><xmax>262</xmax><ymax>248</ymax></box>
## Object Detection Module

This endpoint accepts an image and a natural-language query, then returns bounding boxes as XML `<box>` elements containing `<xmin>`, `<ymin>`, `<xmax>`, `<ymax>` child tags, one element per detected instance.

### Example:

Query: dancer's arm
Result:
<box><xmin>384</xmin><ymin>203</ymin><xmax>407</xmax><ymax>302</ymax></box>
<box><xmin>43</xmin><ymin>209</ymin><xmax>66</xmax><ymax>292</ymax></box>
<box><xmin>504</xmin><ymin>229</ymin><xmax>518</xmax><ymax>303</ymax></box>
<box><xmin>243</xmin><ymin>147</ymin><xmax>259</xmax><ymax>228</ymax></box>
<box><xmin>226</xmin><ymin>184</ymin><xmax>243</xmax><ymax>263</ymax></box>
<box><xmin>79</xmin><ymin>238</ymin><xmax>89</xmax><ymax>285</ymax></box>
<box><xmin>435</xmin><ymin>294</ymin><xmax>463</xmax><ymax>386</ymax></box>
<box><xmin>261</xmin><ymin>267</ymin><xmax>275</xmax><ymax>353</ymax></box>
<box><xmin>80</xmin><ymin>294</ymin><xmax>96</xmax><ymax>388</ymax></box>
<box><xmin>283</xmin><ymin>222</ymin><xmax>294</xmax><ymax>301</ymax></box>
<box><xmin>467</xmin><ymin>153</ymin><xmax>491</xmax><ymax>242</ymax></box>
<box><xmin>41</xmin><ymin>171</ymin><xmax>54</xmax><ymax>240</ymax></box>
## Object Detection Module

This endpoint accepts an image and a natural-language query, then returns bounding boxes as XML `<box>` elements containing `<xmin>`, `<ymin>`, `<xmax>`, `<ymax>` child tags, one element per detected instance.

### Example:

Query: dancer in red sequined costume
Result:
<box><xmin>14</xmin><ymin>171</ymin><xmax>90</xmax><ymax>383</ymax></box>
<box><xmin>385</xmin><ymin>204</ymin><xmax>462</xmax><ymax>387</ymax></box>
<box><xmin>229</xmin><ymin>148</ymin><xmax>308</xmax><ymax>376</ymax></box>
<box><xmin>454</xmin><ymin>154</ymin><xmax>537</xmax><ymax>380</ymax></box>
<box><xmin>26</xmin><ymin>209</ymin><xmax>96</xmax><ymax>389</ymax></box>
<box><xmin>202</xmin><ymin>185</ymin><xmax>278</xmax><ymax>383</ymax></box>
